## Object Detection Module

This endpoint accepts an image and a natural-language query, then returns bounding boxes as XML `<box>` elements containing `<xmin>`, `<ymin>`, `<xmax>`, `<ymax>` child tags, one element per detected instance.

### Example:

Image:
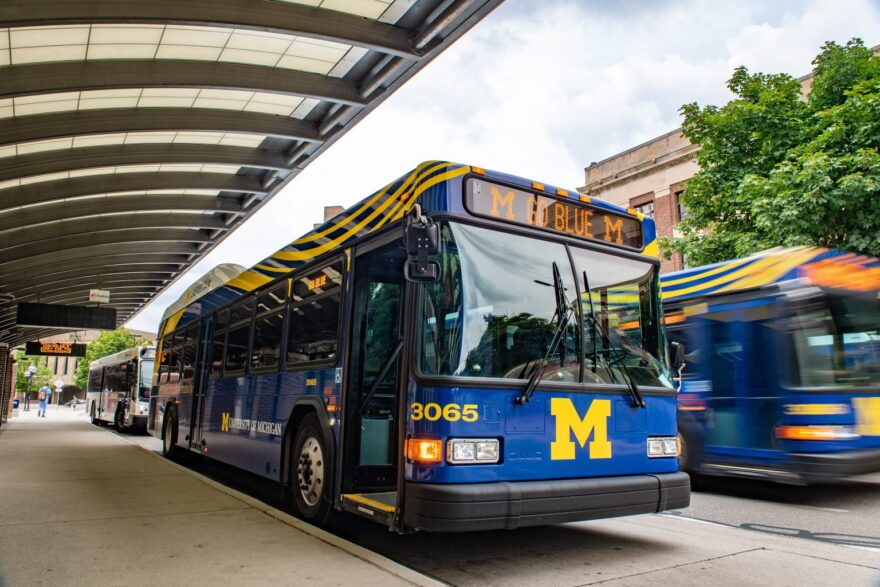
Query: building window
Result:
<box><xmin>675</xmin><ymin>191</ymin><xmax>687</xmax><ymax>221</ymax></box>
<box><xmin>634</xmin><ymin>201</ymin><xmax>654</xmax><ymax>218</ymax></box>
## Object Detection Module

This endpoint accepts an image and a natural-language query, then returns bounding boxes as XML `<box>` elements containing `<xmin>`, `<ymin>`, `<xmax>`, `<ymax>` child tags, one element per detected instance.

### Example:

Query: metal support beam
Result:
<box><xmin>2</xmin><ymin>215</ymin><xmax>226</xmax><ymax>249</ymax></box>
<box><xmin>0</xmin><ymin>0</ymin><xmax>421</xmax><ymax>59</ymax></box>
<box><xmin>2</xmin><ymin>268</ymin><xmax>179</xmax><ymax>294</ymax></box>
<box><xmin>0</xmin><ymin>262</ymin><xmax>183</xmax><ymax>294</ymax></box>
<box><xmin>0</xmin><ymin>229</ymin><xmax>210</xmax><ymax>264</ymax></box>
<box><xmin>11</xmin><ymin>275</ymin><xmax>173</xmax><ymax>300</ymax></box>
<box><xmin>0</xmin><ymin>173</ymin><xmax>266</xmax><ymax>213</ymax></box>
<box><xmin>0</xmin><ymin>109</ymin><xmax>322</xmax><ymax>148</ymax></box>
<box><xmin>0</xmin><ymin>144</ymin><xmax>290</xmax><ymax>183</ymax></box>
<box><xmin>0</xmin><ymin>194</ymin><xmax>243</xmax><ymax>233</ymax></box>
<box><xmin>0</xmin><ymin>60</ymin><xmax>367</xmax><ymax>106</ymax></box>
<box><xmin>0</xmin><ymin>243</ymin><xmax>199</xmax><ymax>275</ymax></box>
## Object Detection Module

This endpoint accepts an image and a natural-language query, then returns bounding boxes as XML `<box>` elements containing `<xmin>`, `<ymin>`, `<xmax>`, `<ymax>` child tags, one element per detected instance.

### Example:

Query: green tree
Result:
<box><xmin>74</xmin><ymin>328</ymin><xmax>139</xmax><ymax>389</ymax></box>
<box><xmin>662</xmin><ymin>39</ymin><xmax>880</xmax><ymax>266</ymax></box>
<box><xmin>14</xmin><ymin>351</ymin><xmax>53</xmax><ymax>394</ymax></box>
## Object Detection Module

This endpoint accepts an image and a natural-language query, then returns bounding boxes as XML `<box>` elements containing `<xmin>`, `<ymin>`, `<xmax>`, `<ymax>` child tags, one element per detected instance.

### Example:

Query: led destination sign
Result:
<box><xmin>25</xmin><ymin>341</ymin><xmax>87</xmax><ymax>357</ymax></box>
<box><xmin>465</xmin><ymin>179</ymin><xmax>642</xmax><ymax>249</ymax></box>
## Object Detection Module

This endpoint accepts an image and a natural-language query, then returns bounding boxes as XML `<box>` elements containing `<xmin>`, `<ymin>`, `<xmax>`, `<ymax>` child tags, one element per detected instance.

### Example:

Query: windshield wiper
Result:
<box><xmin>517</xmin><ymin>262</ymin><xmax>571</xmax><ymax>405</ymax></box>
<box><xmin>582</xmin><ymin>270</ymin><xmax>645</xmax><ymax>409</ymax></box>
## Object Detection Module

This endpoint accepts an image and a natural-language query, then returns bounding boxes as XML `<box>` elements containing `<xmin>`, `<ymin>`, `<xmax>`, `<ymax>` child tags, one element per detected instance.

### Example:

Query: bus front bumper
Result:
<box><xmin>792</xmin><ymin>448</ymin><xmax>880</xmax><ymax>482</ymax></box>
<box><xmin>403</xmin><ymin>472</ymin><xmax>690</xmax><ymax>532</ymax></box>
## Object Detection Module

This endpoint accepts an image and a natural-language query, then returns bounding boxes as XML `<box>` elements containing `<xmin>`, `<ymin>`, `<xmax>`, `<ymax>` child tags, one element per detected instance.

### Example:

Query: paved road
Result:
<box><xmin>119</xmin><ymin>425</ymin><xmax>880</xmax><ymax>584</ymax></box>
<box><xmin>675</xmin><ymin>473</ymin><xmax>880</xmax><ymax>550</ymax></box>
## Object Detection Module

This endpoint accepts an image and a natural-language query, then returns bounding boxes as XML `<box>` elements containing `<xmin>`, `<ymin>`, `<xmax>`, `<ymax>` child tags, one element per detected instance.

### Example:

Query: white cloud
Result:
<box><xmin>125</xmin><ymin>0</ymin><xmax>880</xmax><ymax>332</ymax></box>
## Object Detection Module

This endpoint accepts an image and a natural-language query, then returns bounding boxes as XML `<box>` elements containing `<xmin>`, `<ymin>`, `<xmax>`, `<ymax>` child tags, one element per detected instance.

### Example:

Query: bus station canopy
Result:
<box><xmin>0</xmin><ymin>0</ymin><xmax>501</xmax><ymax>347</ymax></box>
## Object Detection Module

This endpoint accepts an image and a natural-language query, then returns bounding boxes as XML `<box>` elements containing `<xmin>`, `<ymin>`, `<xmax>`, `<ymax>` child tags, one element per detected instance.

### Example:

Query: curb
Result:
<box><xmin>107</xmin><ymin>423</ymin><xmax>446</xmax><ymax>587</ymax></box>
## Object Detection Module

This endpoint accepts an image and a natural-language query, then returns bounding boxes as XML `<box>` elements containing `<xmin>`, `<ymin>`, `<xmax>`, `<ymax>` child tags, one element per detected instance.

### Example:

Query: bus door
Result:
<box><xmin>703</xmin><ymin>302</ymin><xmax>782</xmax><ymax>466</ymax></box>
<box><xmin>342</xmin><ymin>241</ymin><xmax>407</xmax><ymax>513</ymax></box>
<box><xmin>189</xmin><ymin>317</ymin><xmax>214</xmax><ymax>452</ymax></box>
<box><xmin>177</xmin><ymin>323</ymin><xmax>200</xmax><ymax>449</ymax></box>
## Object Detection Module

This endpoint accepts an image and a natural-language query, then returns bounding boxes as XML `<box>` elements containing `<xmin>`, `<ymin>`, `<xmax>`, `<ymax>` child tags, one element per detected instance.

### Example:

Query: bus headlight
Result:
<box><xmin>648</xmin><ymin>437</ymin><xmax>679</xmax><ymax>457</ymax></box>
<box><xmin>447</xmin><ymin>439</ymin><xmax>500</xmax><ymax>464</ymax></box>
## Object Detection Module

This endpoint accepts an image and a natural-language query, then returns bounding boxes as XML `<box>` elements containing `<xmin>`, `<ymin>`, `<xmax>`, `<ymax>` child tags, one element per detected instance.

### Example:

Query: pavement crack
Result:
<box><xmin>576</xmin><ymin>547</ymin><xmax>767</xmax><ymax>585</ymax></box>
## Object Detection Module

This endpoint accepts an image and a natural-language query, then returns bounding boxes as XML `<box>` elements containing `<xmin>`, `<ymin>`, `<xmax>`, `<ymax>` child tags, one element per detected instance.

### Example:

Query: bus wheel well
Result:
<box><xmin>282</xmin><ymin>405</ymin><xmax>317</xmax><ymax>487</ymax></box>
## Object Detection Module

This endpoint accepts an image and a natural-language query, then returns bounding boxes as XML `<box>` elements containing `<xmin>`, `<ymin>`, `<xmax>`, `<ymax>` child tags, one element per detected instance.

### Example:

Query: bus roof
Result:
<box><xmin>661</xmin><ymin>246</ymin><xmax>880</xmax><ymax>303</ymax></box>
<box><xmin>159</xmin><ymin>263</ymin><xmax>246</xmax><ymax>327</ymax></box>
<box><xmin>160</xmin><ymin>161</ymin><xmax>656</xmax><ymax>334</ymax></box>
<box><xmin>90</xmin><ymin>345</ymin><xmax>156</xmax><ymax>370</ymax></box>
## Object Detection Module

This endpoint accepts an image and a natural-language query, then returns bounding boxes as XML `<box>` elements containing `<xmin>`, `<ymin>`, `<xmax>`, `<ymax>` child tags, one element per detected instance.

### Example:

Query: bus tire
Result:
<box><xmin>114</xmin><ymin>407</ymin><xmax>126</xmax><ymax>432</ymax></box>
<box><xmin>291</xmin><ymin>414</ymin><xmax>332</xmax><ymax>524</ymax></box>
<box><xmin>90</xmin><ymin>403</ymin><xmax>100</xmax><ymax>426</ymax></box>
<box><xmin>162</xmin><ymin>407</ymin><xmax>178</xmax><ymax>459</ymax></box>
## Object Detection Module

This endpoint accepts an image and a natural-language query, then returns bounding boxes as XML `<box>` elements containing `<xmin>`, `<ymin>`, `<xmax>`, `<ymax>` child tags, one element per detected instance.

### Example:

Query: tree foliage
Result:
<box><xmin>662</xmin><ymin>39</ymin><xmax>880</xmax><ymax>266</ymax></box>
<box><xmin>14</xmin><ymin>351</ymin><xmax>54</xmax><ymax>393</ymax></box>
<box><xmin>74</xmin><ymin>328</ymin><xmax>139</xmax><ymax>389</ymax></box>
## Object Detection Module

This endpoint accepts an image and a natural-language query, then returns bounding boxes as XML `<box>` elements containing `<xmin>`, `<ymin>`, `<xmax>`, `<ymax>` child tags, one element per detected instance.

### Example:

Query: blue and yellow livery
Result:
<box><xmin>149</xmin><ymin>161</ymin><xmax>687</xmax><ymax>532</ymax></box>
<box><xmin>663</xmin><ymin>247</ymin><xmax>880</xmax><ymax>483</ymax></box>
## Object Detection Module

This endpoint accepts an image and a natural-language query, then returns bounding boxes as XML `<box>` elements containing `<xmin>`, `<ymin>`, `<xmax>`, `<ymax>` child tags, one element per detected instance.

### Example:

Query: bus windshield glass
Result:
<box><xmin>139</xmin><ymin>359</ymin><xmax>154</xmax><ymax>398</ymax></box>
<box><xmin>418</xmin><ymin>222</ymin><xmax>671</xmax><ymax>388</ymax></box>
<box><xmin>790</xmin><ymin>291</ymin><xmax>880</xmax><ymax>388</ymax></box>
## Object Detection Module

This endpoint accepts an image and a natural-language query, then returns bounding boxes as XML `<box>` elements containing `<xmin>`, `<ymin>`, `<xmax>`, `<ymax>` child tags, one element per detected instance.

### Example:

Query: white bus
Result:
<box><xmin>87</xmin><ymin>346</ymin><xmax>156</xmax><ymax>431</ymax></box>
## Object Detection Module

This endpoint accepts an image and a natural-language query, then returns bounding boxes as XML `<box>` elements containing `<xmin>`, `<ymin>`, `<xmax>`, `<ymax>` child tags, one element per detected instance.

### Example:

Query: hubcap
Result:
<box><xmin>297</xmin><ymin>436</ymin><xmax>324</xmax><ymax>507</ymax></box>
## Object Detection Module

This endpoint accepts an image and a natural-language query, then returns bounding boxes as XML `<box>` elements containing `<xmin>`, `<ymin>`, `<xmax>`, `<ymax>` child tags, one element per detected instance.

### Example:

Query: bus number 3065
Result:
<box><xmin>410</xmin><ymin>402</ymin><xmax>478</xmax><ymax>422</ymax></box>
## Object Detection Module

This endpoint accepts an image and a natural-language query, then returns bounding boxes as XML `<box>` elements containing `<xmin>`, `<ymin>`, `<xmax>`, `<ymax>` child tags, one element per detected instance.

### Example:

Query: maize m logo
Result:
<box><xmin>550</xmin><ymin>398</ymin><xmax>612</xmax><ymax>460</ymax></box>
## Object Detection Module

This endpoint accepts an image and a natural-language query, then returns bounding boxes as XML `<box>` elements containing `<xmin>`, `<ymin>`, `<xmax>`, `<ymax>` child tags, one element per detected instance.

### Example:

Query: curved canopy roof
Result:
<box><xmin>0</xmin><ymin>0</ymin><xmax>502</xmax><ymax>347</ymax></box>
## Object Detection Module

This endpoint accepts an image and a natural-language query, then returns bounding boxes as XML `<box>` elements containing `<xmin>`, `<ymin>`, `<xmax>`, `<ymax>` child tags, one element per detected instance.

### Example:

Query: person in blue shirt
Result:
<box><xmin>37</xmin><ymin>385</ymin><xmax>51</xmax><ymax>417</ymax></box>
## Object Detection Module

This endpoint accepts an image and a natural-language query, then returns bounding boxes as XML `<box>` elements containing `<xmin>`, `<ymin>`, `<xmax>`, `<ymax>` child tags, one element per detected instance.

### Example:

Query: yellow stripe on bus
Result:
<box><xmin>272</xmin><ymin>162</ymin><xmax>461</xmax><ymax>262</ymax></box>
<box><xmin>291</xmin><ymin>161</ymin><xmax>439</xmax><ymax>246</ymax></box>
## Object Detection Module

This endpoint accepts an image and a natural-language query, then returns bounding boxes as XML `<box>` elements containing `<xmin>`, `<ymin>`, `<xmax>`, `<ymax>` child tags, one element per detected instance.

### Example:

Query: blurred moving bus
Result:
<box><xmin>149</xmin><ymin>161</ymin><xmax>688</xmax><ymax>532</ymax></box>
<box><xmin>88</xmin><ymin>346</ymin><xmax>156</xmax><ymax>431</ymax></box>
<box><xmin>663</xmin><ymin>247</ymin><xmax>880</xmax><ymax>483</ymax></box>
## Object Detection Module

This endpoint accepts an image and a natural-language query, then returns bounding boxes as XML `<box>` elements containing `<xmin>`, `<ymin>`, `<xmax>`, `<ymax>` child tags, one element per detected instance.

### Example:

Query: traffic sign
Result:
<box><xmin>89</xmin><ymin>289</ymin><xmax>111</xmax><ymax>304</ymax></box>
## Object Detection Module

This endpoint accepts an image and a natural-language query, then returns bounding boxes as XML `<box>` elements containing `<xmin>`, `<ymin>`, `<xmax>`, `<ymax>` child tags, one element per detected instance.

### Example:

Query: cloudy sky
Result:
<box><xmin>127</xmin><ymin>0</ymin><xmax>880</xmax><ymax>332</ymax></box>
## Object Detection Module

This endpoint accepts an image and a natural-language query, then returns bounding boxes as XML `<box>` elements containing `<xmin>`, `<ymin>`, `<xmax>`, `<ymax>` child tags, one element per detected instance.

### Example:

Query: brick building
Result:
<box><xmin>577</xmin><ymin>46</ymin><xmax>878</xmax><ymax>273</ymax></box>
<box><xmin>579</xmin><ymin>129</ymin><xmax>697</xmax><ymax>273</ymax></box>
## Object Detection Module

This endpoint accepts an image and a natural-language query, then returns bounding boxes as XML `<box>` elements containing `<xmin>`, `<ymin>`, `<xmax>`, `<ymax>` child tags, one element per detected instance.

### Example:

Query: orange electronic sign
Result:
<box><xmin>25</xmin><ymin>341</ymin><xmax>87</xmax><ymax>357</ymax></box>
<box><xmin>465</xmin><ymin>178</ymin><xmax>643</xmax><ymax>249</ymax></box>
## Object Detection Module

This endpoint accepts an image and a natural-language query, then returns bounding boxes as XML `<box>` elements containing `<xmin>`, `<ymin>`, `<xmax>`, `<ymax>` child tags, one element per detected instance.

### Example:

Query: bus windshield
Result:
<box><xmin>139</xmin><ymin>359</ymin><xmax>154</xmax><ymax>399</ymax></box>
<box><xmin>418</xmin><ymin>222</ymin><xmax>671</xmax><ymax>388</ymax></box>
<box><xmin>790</xmin><ymin>291</ymin><xmax>880</xmax><ymax>388</ymax></box>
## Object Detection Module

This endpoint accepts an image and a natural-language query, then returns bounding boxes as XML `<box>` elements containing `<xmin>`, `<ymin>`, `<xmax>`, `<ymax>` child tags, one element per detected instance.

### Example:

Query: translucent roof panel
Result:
<box><xmin>1</xmin><ymin>24</ymin><xmax>353</xmax><ymax>77</ymax></box>
<box><xmin>0</xmin><ymin>164</ymin><xmax>242</xmax><ymax>191</ymax></box>
<box><xmin>271</xmin><ymin>0</ymin><xmax>397</xmax><ymax>21</ymax></box>
<box><xmin>1</xmin><ymin>132</ymin><xmax>267</xmax><ymax>159</ymax></box>
<box><xmin>0</xmin><ymin>89</ymin><xmax>310</xmax><ymax>119</ymax></box>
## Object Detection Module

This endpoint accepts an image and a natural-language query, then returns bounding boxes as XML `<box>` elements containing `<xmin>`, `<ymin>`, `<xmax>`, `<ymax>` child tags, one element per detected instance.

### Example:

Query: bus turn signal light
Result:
<box><xmin>406</xmin><ymin>438</ymin><xmax>442</xmax><ymax>463</ymax></box>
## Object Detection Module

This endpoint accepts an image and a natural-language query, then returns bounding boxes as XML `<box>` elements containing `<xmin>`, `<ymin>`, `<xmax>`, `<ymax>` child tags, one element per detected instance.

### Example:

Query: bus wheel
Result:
<box><xmin>114</xmin><ymin>408</ymin><xmax>126</xmax><ymax>432</ymax></box>
<box><xmin>90</xmin><ymin>403</ymin><xmax>100</xmax><ymax>426</ymax></box>
<box><xmin>292</xmin><ymin>414</ymin><xmax>331</xmax><ymax>523</ymax></box>
<box><xmin>162</xmin><ymin>408</ymin><xmax>178</xmax><ymax>459</ymax></box>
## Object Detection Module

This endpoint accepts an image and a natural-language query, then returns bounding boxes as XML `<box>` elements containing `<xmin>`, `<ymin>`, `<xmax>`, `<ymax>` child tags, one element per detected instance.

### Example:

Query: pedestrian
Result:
<box><xmin>37</xmin><ymin>384</ymin><xmax>50</xmax><ymax>418</ymax></box>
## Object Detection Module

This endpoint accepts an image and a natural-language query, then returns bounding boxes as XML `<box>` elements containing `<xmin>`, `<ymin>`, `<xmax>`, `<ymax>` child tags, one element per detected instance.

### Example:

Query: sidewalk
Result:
<box><xmin>0</xmin><ymin>408</ymin><xmax>439</xmax><ymax>587</ymax></box>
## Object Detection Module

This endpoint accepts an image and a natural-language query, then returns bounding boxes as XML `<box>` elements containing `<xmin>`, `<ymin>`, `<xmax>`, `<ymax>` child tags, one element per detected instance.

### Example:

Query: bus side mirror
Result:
<box><xmin>403</xmin><ymin>206</ymin><xmax>440</xmax><ymax>283</ymax></box>
<box><xmin>670</xmin><ymin>341</ymin><xmax>685</xmax><ymax>371</ymax></box>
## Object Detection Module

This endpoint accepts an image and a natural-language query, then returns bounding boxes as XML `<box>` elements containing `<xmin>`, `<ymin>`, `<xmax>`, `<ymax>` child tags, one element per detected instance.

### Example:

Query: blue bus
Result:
<box><xmin>663</xmin><ymin>247</ymin><xmax>880</xmax><ymax>484</ymax></box>
<box><xmin>149</xmin><ymin>161</ymin><xmax>689</xmax><ymax>532</ymax></box>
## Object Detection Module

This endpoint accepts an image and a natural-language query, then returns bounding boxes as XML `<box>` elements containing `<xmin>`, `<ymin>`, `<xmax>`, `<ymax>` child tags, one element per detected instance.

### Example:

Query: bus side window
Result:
<box><xmin>251</xmin><ymin>282</ymin><xmax>287</xmax><ymax>371</ymax></box>
<box><xmin>211</xmin><ymin>308</ymin><xmax>228</xmax><ymax>379</ymax></box>
<box><xmin>225</xmin><ymin>297</ymin><xmax>254</xmax><ymax>374</ymax></box>
<box><xmin>169</xmin><ymin>335</ymin><xmax>183</xmax><ymax>384</ymax></box>
<box><xmin>159</xmin><ymin>335</ymin><xmax>173</xmax><ymax>383</ymax></box>
<box><xmin>287</xmin><ymin>261</ymin><xmax>343</xmax><ymax>365</ymax></box>
<box><xmin>182</xmin><ymin>324</ymin><xmax>200</xmax><ymax>384</ymax></box>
